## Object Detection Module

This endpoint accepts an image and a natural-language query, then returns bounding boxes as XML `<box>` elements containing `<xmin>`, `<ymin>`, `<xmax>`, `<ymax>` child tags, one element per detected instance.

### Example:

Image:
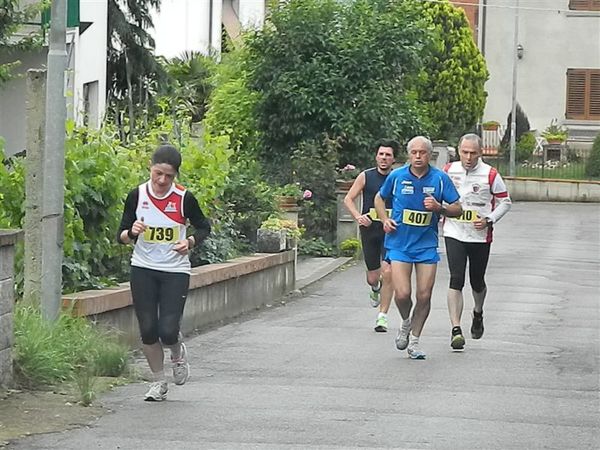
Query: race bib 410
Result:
<box><xmin>455</xmin><ymin>209</ymin><xmax>478</xmax><ymax>223</ymax></box>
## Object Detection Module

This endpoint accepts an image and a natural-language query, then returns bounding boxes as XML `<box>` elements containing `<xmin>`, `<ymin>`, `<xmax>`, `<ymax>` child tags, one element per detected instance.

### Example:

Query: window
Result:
<box><xmin>569</xmin><ymin>0</ymin><xmax>600</xmax><ymax>11</ymax></box>
<box><xmin>566</xmin><ymin>69</ymin><xmax>600</xmax><ymax>120</ymax></box>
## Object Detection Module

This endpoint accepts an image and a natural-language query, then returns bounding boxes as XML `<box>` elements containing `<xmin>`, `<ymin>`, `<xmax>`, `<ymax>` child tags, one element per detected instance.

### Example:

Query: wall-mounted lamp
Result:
<box><xmin>517</xmin><ymin>44</ymin><xmax>524</xmax><ymax>59</ymax></box>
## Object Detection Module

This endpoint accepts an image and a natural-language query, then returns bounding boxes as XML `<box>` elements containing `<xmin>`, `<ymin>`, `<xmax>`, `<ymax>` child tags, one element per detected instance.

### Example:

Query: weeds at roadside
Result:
<box><xmin>13</xmin><ymin>305</ymin><xmax>131</xmax><ymax>405</ymax></box>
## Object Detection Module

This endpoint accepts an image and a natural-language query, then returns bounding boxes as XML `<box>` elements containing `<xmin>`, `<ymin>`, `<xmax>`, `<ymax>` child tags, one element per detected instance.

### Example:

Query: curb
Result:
<box><xmin>295</xmin><ymin>257</ymin><xmax>353</xmax><ymax>291</ymax></box>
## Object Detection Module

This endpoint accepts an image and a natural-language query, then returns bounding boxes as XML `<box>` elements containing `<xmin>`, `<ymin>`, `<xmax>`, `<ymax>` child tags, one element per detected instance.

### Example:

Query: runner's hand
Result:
<box><xmin>383</xmin><ymin>218</ymin><xmax>397</xmax><ymax>233</ymax></box>
<box><xmin>172</xmin><ymin>239</ymin><xmax>190</xmax><ymax>255</ymax></box>
<box><xmin>423</xmin><ymin>193</ymin><xmax>441</xmax><ymax>212</ymax></box>
<box><xmin>473</xmin><ymin>216</ymin><xmax>490</xmax><ymax>231</ymax></box>
<box><xmin>356</xmin><ymin>214</ymin><xmax>372</xmax><ymax>227</ymax></box>
<box><xmin>130</xmin><ymin>217</ymin><xmax>147</xmax><ymax>237</ymax></box>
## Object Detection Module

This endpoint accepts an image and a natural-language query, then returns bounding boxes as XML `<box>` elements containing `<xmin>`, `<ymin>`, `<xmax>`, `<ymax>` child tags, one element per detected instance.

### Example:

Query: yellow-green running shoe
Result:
<box><xmin>374</xmin><ymin>314</ymin><xmax>388</xmax><ymax>332</ymax></box>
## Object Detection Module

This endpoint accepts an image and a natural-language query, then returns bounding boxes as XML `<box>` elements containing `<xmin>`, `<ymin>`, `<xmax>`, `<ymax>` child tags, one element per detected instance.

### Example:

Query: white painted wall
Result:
<box><xmin>0</xmin><ymin>0</ymin><xmax>108</xmax><ymax>156</ymax></box>
<box><xmin>238</xmin><ymin>0</ymin><xmax>265</xmax><ymax>29</ymax></box>
<box><xmin>72</xmin><ymin>0</ymin><xmax>108</xmax><ymax>128</ymax></box>
<box><xmin>153</xmin><ymin>0</ymin><xmax>223</xmax><ymax>58</ymax></box>
<box><xmin>153</xmin><ymin>0</ymin><xmax>265</xmax><ymax>59</ymax></box>
<box><xmin>482</xmin><ymin>0</ymin><xmax>600</xmax><ymax>132</ymax></box>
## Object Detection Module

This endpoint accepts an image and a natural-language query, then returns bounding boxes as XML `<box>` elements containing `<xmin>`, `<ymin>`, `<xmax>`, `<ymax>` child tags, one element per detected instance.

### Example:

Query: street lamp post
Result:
<box><xmin>509</xmin><ymin>0</ymin><xmax>520</xmax><ymax>176</ymax></box>
<box><xmin>41</xmin><ymin>0</ymin><xmax>68</xmax><ymax>321</ymax></box>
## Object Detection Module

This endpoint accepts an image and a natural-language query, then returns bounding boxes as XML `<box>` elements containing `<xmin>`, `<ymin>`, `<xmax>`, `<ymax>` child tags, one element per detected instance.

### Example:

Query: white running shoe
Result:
<box><xmin>172</xmin><ymin>342</ymin><xmax>190</xmax><ymax>386</ymax></box>
<box><xmin>407</xmin><ymin>342</ymin><xmax>426</xmax><ymax>360</ymax></box>
<box><xmin>144</xmin><ymin>381</ymin><xmax>168</xmax><ymax>401</ymax></box>
<box><xmin>395</xmin><ymin>320</ymin><xmax>411</xmax><ymax>351</ymax></box>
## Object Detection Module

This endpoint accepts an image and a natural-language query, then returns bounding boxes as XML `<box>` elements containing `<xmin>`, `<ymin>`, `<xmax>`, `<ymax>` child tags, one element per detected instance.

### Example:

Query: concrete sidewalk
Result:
<box><xmin>9</xmin><ymin>202</ymin><xmax>600</xmax><ymax>449</ymax></box>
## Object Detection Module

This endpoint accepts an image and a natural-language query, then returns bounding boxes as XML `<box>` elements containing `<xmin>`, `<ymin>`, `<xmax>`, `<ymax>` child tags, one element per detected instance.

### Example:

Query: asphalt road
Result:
<box><xmin>9</xmin><ymin>202</ymin><xmax>600</xmax><ymax>449</ymax></box>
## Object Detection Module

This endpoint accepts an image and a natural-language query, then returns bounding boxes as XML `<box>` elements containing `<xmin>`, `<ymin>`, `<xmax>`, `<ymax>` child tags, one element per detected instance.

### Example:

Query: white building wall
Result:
<box><xmin>238</xmin><ymin>0</ymin><xmax>265</xmax><ymax>28</ymax></box>
<box><xmin>153</xmin><ymin>0</ymin><xmax>223</xmax><ymax>58</ymax></box>
<box><xmin>72</xmin><ymin>0</ymin><xmax>108</xmax><ymax>128</ymax></box>
<box><xmin>482</xmin><ymin>0</ymin><xmax>600</xmax><ymax>132</ymax></box>
<box><xmin>0</xmin><ymin>0</ymin><xmax>108</xmax><ymax>156</ymax></box>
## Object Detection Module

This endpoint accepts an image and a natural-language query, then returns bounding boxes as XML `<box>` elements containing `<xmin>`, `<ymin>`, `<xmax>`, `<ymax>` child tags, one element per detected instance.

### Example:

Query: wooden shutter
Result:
<box><xmin>566</xmin><ymin>69</ymin><xmax>587</xmax><ymax>119</ymax></box>
<box><xmin>566</xmin><ymin>69</ymin><xmax>600</xmax><ymax>120</ymax></box>
<box><xmin>590</xmin><ymin>70</ymin><xmax>600</xmax><ymax>119</ymax></box>
<box><xmin>569</xmin><ymin>0</ymin><xmax>600</xmax><ymax>10</ymax></box>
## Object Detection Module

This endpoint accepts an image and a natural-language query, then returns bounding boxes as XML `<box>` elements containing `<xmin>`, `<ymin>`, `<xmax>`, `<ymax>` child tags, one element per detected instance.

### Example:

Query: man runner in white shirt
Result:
<box><xmin>442</xmin><ymin>133</ymin><xmax>512</xmax><ymax>350</ymax></box>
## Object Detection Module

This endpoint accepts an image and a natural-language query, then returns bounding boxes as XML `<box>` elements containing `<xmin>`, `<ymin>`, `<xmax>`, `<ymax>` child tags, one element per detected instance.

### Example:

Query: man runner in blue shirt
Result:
<box><xmin>375</xmin><ymin>136</ymin><xmax>462</xmax><ymax>359</ymax></box>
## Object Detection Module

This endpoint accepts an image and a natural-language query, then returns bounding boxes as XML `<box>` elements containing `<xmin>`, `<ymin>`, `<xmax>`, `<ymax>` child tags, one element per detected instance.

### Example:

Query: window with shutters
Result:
<box><xmin>566</xmin><ymin>69</ymin><xmax>600</xmax><ymax>120</ymax></box>
<box><xmin>569</xmin><ymin>0</ymin><xmax>600</xmax><ymax>11</ymax></box>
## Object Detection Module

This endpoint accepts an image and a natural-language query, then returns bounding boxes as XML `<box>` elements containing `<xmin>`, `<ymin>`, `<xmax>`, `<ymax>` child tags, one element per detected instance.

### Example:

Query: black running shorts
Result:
<box><xmin>359</xmin><ymin>222</ymin><xmax>386</xmax><ymax>271</ymax></box>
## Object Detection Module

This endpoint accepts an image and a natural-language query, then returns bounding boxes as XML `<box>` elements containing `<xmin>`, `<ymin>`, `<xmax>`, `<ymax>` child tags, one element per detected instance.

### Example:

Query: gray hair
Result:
<box><xmin>407</xmin><ymin>136</ymin><xmax>433</xmax><ymax>154</ymax></box>
<box><xmin>458</xmin><ymin>133</ymin><xmax>483</xmax><ymax>151</ymax></box>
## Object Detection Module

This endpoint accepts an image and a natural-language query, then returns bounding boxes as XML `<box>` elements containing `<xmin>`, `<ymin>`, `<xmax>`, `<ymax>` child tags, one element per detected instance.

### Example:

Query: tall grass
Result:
<box><xmin>13</xmin><ymin>305</ymin><xmax>129</xmax><ymax>404</ymax></box>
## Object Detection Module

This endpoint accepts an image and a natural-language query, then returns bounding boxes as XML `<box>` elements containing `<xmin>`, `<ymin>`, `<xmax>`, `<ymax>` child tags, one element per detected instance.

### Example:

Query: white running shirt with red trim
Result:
<box><xmin>443</xmin><ymin>160</ymin><xmax>511</xmax><ymax>243</ymax></box>
<box><xmin>131</xmin><ymin>181</ymin><xmax>190</xmax><ymax>274</ymax></box>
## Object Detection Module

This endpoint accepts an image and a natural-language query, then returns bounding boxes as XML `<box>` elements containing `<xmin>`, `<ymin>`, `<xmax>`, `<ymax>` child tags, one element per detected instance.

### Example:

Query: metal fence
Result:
<box><xmin>482</xmin><ymin>144</ymin><xmax>597</xmax><ymax>181</ymax></box>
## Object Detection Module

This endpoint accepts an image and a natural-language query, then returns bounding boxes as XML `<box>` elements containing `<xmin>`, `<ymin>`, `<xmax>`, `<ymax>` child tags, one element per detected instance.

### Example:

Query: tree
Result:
<box><xmin>106</xmin><ymin>0</ymin><xmax>165</xmax><ymax>140</ymax></box>
<box><xmin>414</xmin><ymin>0</ymin><xmax>488</xmax><ymax>140</ymax></box>
<box><xmin>0</xmin><ymin>0</ymin><xmax>45</xmax><ymax>85</ymax></box>
<box><xmin>161</xmin><ymin>51</ymin><xmax>216</xmax><ymax>125</ymax></box>
<box><xmin>245</xmin><ymin>0</ymin><xmax>430</xmax><ymax>176</ymax></box>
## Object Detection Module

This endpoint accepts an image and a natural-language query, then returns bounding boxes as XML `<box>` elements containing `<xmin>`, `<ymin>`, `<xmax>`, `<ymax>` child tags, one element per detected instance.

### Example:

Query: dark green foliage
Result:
<box><xmin>106</xmin><ymin>0</ymin><xmax>166</xmax><ymax>140</ymax></box>
<box><xmin>585</xmin><ymin>134</ymin><xmax>600</xmax><ymax>178</ymax></box>
<box><xmin>516</xmin><ymin>132</ymin><xmax>536</xmax><ymax>162</ymax></box>
<box><xmin>501</xmin><ymin>103</ymin><xmax>531</xmax><ymax>148</ymax></box>
<box><xmin>298</xmin><ymin>237</ymin><xmax>335</xmax><ymax>257</ymax></box>
<box><xmin>413</xmin><ymin>0</ymin><xmax>488</xmax><ymax>140</ymax></box>
<box><xmin>161</xmin><ymin>51</ymin><xmax>216</xmax><ymax>124</ymax></box>
<box><xmin>291</xmin><ymin>137</ymin><xmax>338</xmax><ymax>240</ymax></box>
<box><xmin>219</xmin><ymin>156</ymin><xmax>278</xmax><ymax>246</ymax></box>
<box><xmin>245</xmin><ymin>0</ymin><xmax>429</xmax><ymax>173</ymax></box>
<box><xmin>0</xmin><ymin>0</ymin><xmax>44</xmax><ymax>84</ymax></box>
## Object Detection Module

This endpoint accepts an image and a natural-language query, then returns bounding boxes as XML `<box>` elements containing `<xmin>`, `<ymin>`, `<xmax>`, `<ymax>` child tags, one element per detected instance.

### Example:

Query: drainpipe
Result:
<box><xmin>208</xmin><ymin>0</ymin><xmax>213</xmax><ymax>53</ymax></box>
<box><xmin>479</xmin><ymin>0</ymin><xmax>487</xmax><ymax>55</ymax></box>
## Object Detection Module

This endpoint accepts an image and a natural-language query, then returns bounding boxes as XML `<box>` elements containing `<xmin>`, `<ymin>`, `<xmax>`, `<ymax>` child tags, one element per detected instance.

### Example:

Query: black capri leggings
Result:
<box><xmin>444</xmin><ymin>237</ymin><xmax>491</xmax><ymax>292</ymax></box>
<box><xmin>130</xmin><ymin>266</ymin><xmax>190</xmax><ymax>345</ymax></box>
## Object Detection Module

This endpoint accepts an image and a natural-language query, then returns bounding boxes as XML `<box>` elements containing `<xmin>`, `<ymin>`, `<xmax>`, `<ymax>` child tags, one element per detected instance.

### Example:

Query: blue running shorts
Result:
<box><xmin>387</xmin><ymin>247</ymin><xmax>439</xmax><ymax>264</ymax></box>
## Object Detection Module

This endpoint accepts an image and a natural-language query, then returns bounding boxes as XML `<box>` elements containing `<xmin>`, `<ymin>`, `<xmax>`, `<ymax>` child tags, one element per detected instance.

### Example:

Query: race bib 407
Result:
<box><xmin>402</xmin><ymin>209</ymin><xmax>432</xmax><ymax>226</ymax></box>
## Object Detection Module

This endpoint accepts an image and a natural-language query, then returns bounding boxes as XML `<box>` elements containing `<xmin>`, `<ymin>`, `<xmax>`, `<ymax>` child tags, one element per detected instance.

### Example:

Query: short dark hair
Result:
<box><xmin>376</xmin><ymin>139</ymin><xmax>400</xmax><ymax>157</ymax></box>
<box><xmin>151</xmin><ymin>144</ymin><xmax>182</xmax><ymax>172</ymax></box>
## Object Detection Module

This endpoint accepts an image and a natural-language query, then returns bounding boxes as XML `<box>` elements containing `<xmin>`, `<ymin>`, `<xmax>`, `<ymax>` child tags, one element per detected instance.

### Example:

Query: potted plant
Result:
<box><xmin>542</xmin><ymin>119</ymin><xmax>568</xmax><ymax>144</ymax></box>
<box><xmin>273</xmin><ymin>183</ymin><xmax>313</xmax><ymax>210</ymax></box>
<box><xmin>257</xmin><ymin>216</ymin><xmax>303</xmax><ymax>252</ymax></box>
<box><xmin>336</xmin><ymin>164</ymin><xmax>360</xmax><ymax>190</ymax></box>
<box><xmin>482</xmin><ymin>120</ymin><xmax>501</xmax><ymax>131</ymax></box>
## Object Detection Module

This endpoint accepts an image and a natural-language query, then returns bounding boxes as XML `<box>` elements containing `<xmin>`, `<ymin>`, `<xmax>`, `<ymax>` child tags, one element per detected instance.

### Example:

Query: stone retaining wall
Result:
<box><xmin>504</xmin><ymin>177</ymin><xmax>600</xmax><ymax>202</ymax></box>
<box><xmin>62</xmin><ymin>251</ymin><xmax>296</xmax><ymax>346</ymax></box>
<box><xmin>0</xmin><ymin>230</ymin><xmax>21</xmax><ymax>388</ymax></box>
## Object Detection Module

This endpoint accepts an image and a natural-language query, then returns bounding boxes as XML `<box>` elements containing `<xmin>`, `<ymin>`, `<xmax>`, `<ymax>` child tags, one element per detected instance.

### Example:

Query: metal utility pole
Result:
<box><xmin>509</xmin><ymin>0</ymin><xmax>519</xmax><ymax>176</ymax></box>
<box><xmin>41</xmin><ymin>0</ymin><xmax>68</xmax><ymax>321</ymax></box>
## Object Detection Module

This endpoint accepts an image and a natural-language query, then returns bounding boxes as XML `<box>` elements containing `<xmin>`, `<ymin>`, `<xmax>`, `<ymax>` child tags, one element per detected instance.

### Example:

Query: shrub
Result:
<box><xmin>585</xmin><ymin>133</ymin><xmax>600</xmax><ymax>178</ymax></box>
<box><xmin>339</xmin><ymin>238</ymin><xmax>361</xmax><ymax>258</ymax></box>
<box><xmin>298</xmin><ymin>237</ymin><xmax>335</xmax><ymax>257</ymax></box>
<box><xmin>516</xmin><ymin>132</ymin><xmax>536</xmax><ymax>162</ymax></box>
<box><xmin>501</xmin><ymin>103</ymin><xmax>530</xmax><ymax>148</ymax></box>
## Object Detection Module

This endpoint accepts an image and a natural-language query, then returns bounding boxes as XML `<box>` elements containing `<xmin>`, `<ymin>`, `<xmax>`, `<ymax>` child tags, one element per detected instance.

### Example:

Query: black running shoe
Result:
<box><xmin>471</xmin><ymin>311</ymin><xmax>484</xmax><ymax>339</ymax></box>
<box><xmin>451</xmin><ymin>326</ymin><xmax>465</xmax><ymax>350</ymax></box>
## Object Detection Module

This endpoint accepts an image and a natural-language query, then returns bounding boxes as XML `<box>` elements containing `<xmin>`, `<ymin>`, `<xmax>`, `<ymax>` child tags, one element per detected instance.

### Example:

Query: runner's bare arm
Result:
<box><xmin>343</xmin><ymin>172</ymin><xmax>372</xmax><ymax>227</ymax></box>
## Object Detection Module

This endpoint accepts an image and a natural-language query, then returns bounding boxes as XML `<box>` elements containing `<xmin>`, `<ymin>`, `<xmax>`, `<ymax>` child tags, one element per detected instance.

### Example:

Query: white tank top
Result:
<box><xmin>131</xmin><ymin>181</ymin><xmax>190</xmax><ymax>274</ymax></box>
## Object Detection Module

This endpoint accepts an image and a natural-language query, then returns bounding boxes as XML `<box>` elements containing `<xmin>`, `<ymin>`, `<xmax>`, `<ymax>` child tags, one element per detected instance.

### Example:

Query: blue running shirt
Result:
<box><xmin>379</xmin><ymin>165</ymin><xmax>460</xmax><ymax>253</ymax></box>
